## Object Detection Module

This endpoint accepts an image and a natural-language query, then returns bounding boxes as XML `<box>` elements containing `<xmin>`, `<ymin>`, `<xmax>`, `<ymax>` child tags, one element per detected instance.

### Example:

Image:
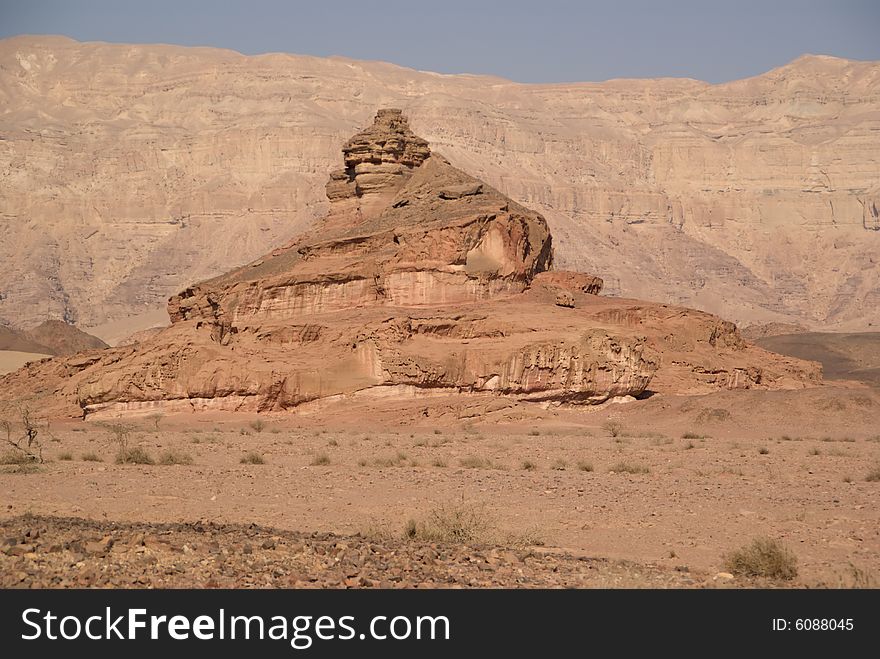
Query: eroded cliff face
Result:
<box><xmin>1</xmin><ymin>37</ymin><xmax>877</xmax><ymax>333</ymax></box>
<box><xmin>0</xmin><ymin>111</ymin><xmax>820</xmax><ymax>419</ymax></box>
<box><xmin>167</xmin><ymin>115</ymin><xmax>552</xmax><ymax>336</ymax></box>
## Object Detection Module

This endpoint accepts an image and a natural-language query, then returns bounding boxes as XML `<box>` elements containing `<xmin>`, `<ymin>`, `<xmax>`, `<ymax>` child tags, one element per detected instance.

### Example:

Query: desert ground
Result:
<box><xmin>3</xmin><ymin>378</ymin><xmax>878</xmax><ymax>588</ymax></box>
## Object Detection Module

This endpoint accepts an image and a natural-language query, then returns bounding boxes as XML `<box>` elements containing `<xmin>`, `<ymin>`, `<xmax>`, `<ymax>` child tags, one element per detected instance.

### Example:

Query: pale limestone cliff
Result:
<box><xmin>1</xmin><ymin>37</ymin><xmax>877</xmax><ymax>334</ymax></box>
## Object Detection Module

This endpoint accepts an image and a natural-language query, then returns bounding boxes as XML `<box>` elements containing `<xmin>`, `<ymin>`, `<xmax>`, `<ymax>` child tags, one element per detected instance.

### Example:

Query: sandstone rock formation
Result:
<box><xmin>0</xmin><ymin>112</ymin><xmax>820</xmax><ymax>419</ymax></box>
<box><xmin>0</xmin><ymin>36</ymin><xmax>877</xmax><ymax>335</ymax></box>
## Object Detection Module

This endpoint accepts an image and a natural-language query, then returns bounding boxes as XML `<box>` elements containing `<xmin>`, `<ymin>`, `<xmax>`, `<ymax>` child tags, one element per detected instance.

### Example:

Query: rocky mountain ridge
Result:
<box><xmin>0</xmin><ymin>37</ymin><xmax>878</xmax><ymax>333</ymax></box>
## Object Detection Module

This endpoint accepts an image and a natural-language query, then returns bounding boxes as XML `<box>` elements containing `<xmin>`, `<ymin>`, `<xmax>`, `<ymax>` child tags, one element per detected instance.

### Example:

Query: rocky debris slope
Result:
<box><xmin>0</xmin><ymin>325</ymin><xmax>50</xmax><ymax>354</ymax></box>
<box><xmin>20</xmin><ymin>320</ymin><xmax>109</xmax><ymax>355</ymax></box>
<box><xmin>0</xmin><ymin>321</ymin><xmax>107</xmax><ymax>356</ymax></box>
<box><xmin>0</xmin><ymin>37</ymin><xmax>878</xmax><ymax>332</ymax></box>
<box><xmin>0</xmin><ymin>515</ymin><xmax>742</xmax><ymax>588</ymax></box>
<box><xmin>0</xmin><ymin>111</ymin><xmax>820</xmax><ymax>418</ymax></box>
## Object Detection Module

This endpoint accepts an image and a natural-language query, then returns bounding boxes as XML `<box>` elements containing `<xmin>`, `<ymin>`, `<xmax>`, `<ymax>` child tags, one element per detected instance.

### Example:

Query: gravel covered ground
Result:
<box><xmin>1</xmin><ymin>515</ymin><xmax>746</xmax><ymax>589</ymax></box>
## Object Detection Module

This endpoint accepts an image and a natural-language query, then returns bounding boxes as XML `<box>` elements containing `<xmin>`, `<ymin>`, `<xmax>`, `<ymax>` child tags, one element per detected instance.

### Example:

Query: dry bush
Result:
<box><xmin>696</xmin><ymin>408</ymin><xmax>731</xmax><ymax>423</ymax></box>
<box><xmin>576</xmin><ymin>459</ymin><xmax>594</xmax><ymax>472</ymax></box>
<box><xmin>724</xmin><ymin>538</ymin><xmax>798</xmax><ymax>580</ymax></box>
<box><xmin>100</xmin><ymin>423</ymin><xmax>133</xmax><ymax>451</ymax></box>
<box><xmin>0</xmin><ymin>450</ymin><xmax>35</xmax><ymax>465</ymax></box>
<box><xmin>520</xmin><ymin>459</ymin><xmax>537</xmax><ymax>471</ymax></box>
<box><xmin>459</xmin><ymin>455</ymin><xmax>502</xmax><ymax>469</ymax></box>
<box><xmin>602</xmin><ymin>421</ymin><xmax>624</xmax><ymax>437</ymax></box>
<box><xmin>403</xmin><ymin>501</ymin><xmax>494</xmax><ymax>544</ymax></box>
<box><xmin>116</xmin><ymin>446</ymin><xmax>154</xmax><ymax>465</ymax></box>
<box><xmin>249</xmin><ymin>419</ymin><xmax>266</xmax><ymax>433</ymax></box>
<box><xmin>81</xmin><ymin>452</ymin><xmax>102</xmax><ymax>462</ymax></box>
<box><xmin>374</xmin><ymin>451</ymin><xmax>408</xmax><ymax>467</ymax></box>
<box><xmin>1</xmin><ymin>408</ymin><xmax>45</xmax><ymax>464</ymax></box>
<box><xmin>866</xmin><ymin>465</ymin><xmax>880</xmax><ymax>482</ymax></box>
<box><xmin>551</xmin><ymin>459</ymin><xmax>567</xmax><ymax>471</ymax></box>
<box><xmin>609</xmin><ymin>461</ymin><xmax>649</xmax><ymax>474</ymax></box>
<box><xmin>240</xmin><ymin>452</ymin><xmax>266</xmax><ymax>465</ymax></box>
<box><xmin>146</xmin><ymin>413</ymin><xmax>163</xmax><ymax>430</ymax></box>
<box><xmin>158</xmin><ymin>449</ymin><xmax>194</xmax><ymax>465</ymax></box>
<box><xmin>310</xmin><ymin>453</ymin><xmax>331</xmax><ymax>466</ymax></box>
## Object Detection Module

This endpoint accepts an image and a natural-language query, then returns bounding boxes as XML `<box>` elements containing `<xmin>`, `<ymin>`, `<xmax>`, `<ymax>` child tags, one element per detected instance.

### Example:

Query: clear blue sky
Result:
<box><xmin>1</xmin><ymin>0</ymin><xmax>877</xmax><ymax>83</ymax></box>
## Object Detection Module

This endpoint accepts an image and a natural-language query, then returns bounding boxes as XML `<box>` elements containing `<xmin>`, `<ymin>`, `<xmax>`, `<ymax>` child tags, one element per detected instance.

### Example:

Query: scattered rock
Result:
<box><xmin>555</xmin><ymin>291</ymin><xmax>575</xmax><ymax>308</ymax></box>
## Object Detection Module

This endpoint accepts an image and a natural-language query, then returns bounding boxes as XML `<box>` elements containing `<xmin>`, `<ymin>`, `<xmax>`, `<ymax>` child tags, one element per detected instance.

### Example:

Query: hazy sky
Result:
<box><xmin>1</xmin><ymin>0</ymin><xmax>878</xmax><ymax>83</ymax></box>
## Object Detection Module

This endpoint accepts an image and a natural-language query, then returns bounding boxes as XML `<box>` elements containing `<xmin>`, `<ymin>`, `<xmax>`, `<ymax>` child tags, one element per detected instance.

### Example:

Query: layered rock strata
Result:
<box><xmin>0</xmin><ymin>112</ymin><xmax>820</xmax><ymax>418</ymax></box>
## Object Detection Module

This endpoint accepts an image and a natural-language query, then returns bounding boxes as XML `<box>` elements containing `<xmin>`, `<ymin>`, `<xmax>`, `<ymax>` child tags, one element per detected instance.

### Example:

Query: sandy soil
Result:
<box><xmin>83</xmin><ymin>307</ymin><xmax>169</xmax><ymax>346</ymax></box>
<box><xmin>2</xmin><ymin>384</ymin><xmax>878</xmax><ymax>588</ymax></box>
<box><xmin>0</xmin><ymin>350</ymin><xmax>50</xmax><ymax>375</ymax></box>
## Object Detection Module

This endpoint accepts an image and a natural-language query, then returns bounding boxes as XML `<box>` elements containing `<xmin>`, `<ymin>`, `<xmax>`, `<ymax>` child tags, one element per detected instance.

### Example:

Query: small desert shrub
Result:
<box><xmin>116</xmin><ymin>446</ymin><xmax>154</xmax><ymax>465</ymax></box>
<box><xmin>866</xmin><ymin>465</ymin><xmax>880</xmax><ymax>482</ymax></box>
<box><xmin>374</xmin><ymin>451</ymin><xmax>408</xmax><ymax>468</ymax></box>
<box><xmin>459</xmin><ymin>455</ymin><xmax>499</xmax><ymax>469</ymax></box>
<box><xmin>684</xmin><ymin>441</ymin><xmax>696</xmax><ymax>450</ymax></box>
<box><xmin>576</xmin><ymin>459</ymin><xmax>594</xmax><ymax>472</ymax></box>
<box><xmin>81</xmin><ymin>452</ymin><xmax>102</xmax><ymax>462</ymax></box>
<box><xmin>357</xmin><ymin>458</ymin><xmax>368</xmax><ymax>467</ymax></box>
<box><xmin>609</xmin><ymin>461</ymin><xmax>649</xmax><ymax>474</ymax></box>
<box><xmin>528</xmin><ymin>429</ymin><xmax>541</xmax><ymax>437</ymax></box>
<box><xmin>696</xmin><ymin>408</ymin><xmax>731</xmax><ymax>423</ymax></box>
<box><xmin>520</xmin><ymin>459</ymin><xmax>537</xmax><ymax>471</ymax></box>
<box><xmin>724</xmin><ymin>537</ymin><xmax>798</xmax><ymax>580</ymax></box>
<box><xmin>431</xmin><ymin>458</ymin><xmax>447</xmax><ymax>468</ymax></box>
<box><xmin>327</xmin><ymin>438</ymin><xmax>338</xmax><ymax>447</ymax></box>
<box><xmin>0</xmin><ymin>450</ymin><xmax>36</xmax><ymax>465</ymax></box>
<box><xmin>808</xmin><ymin>447</ymin><xmax>821</xmax><ymax>456</ymax></box>
<box><xmin>158</xmin><ymin>449</ymin><xmax>194</xmax><ymax>465</ymax></box>
<box><xmin>146</xmin><ymin>413</ymin><xmax>163</xmax><ymax>430</ymax></box>
<box><xmin>403</xmin><ymin>502</ymin><xmax>493</xmax><ymax>544</ymax></box>
<box><xmin>57</xmin><ymin>451</ymin><xmax>73</xmax><ymax>461</ymax></box>
<box><xmin>433</xmin><ymin>429</ymin><xmax>442</xmax><ymax>435</ymax></box>
<box><xmin>240</xmin><ymin>452</ymin><xmax>265</xmax><ymax>465</ymax></box>
<box><xmin>843</xmin><ymin>475</ymin><xmax>852</xmax><ymax>483</ymax></box>
<box><xmin>759</xmin><ymin>447</ymin><xmax>769</xmax><ymax>455</ymax></box>
<box><xmin>682</xmin><ymin>432</ymin><xmax>706</xmax><ymax>440</ymax></box>
<box><xmin>249</xmin><ymin>419</ymin><xmax>266</xmax><ymax>433</ymax></box>
<box><xmin>311</xmin><ymin>453</ymin><xmax>331</xmax><ymax>466</ymax></box>
<box><xmin>602</xmin><ymin>421</ymin><xmax>623</xmax><ymax>437</ymax></box>
<box><xmin>551</xmin><ymin>459</ymin><xmax>567</xmax><ymax>471</ymax></box>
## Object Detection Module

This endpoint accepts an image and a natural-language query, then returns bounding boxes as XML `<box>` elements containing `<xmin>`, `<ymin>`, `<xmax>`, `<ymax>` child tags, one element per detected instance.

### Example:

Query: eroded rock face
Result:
<box><xmin>326</xmin><ymin>108</ymin><xmax>430</xmax><ymax>211</ymax></box>
<box><xmin>169</xmin><ymin>112</ymin><xmax>553</xmax><ymax>336</ymax></box>
<box><xmin>0</xmin><ymin>111</ymin><xmax>821</xmax><ymax>418</ymax></box>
